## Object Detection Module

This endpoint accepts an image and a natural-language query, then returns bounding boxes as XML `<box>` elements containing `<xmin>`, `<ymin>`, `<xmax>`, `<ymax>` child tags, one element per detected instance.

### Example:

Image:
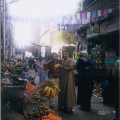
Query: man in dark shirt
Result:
<box><xmin>35</xmin><ymin>52</ymin><xmax>61</xmax><ymax>83</ymax></box>
<box><xmin>35</xmin><ymin>52</ymin><xmax>61</xmax><ymax>108</ymax></box>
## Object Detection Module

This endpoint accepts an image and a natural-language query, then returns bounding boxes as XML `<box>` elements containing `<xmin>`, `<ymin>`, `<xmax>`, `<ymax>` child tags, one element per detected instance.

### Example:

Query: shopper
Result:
<box><xmin>35</xmin><ymin>53</ymin><xmax>61</xmax><ymax>108</ymax></box>
<box><xmin>102</xmin><ymin>68</ymin><xmax>115</xmax><ymax>105</ymax></box>
<box><xmin>36</xmin><ymin>56</ymin><xmax>48</xmax><ymax>84</ymax></box>
<box><xmin>112</xmin><ymin>59</ymin><xmax>120</xmax><ymax>120</ymax></box>
<box><xmin>58</xmin><ymin>51</ymin><xmax>76</xmax><ymax>114</ymax></box>
<box><xmin>35</xmin><ymin>53</ymin><xmax>61</xmax><ymax>84</ymax></box>
<box><xmin>28</xmin><ymin>57</ymin><xmax>34</xmax><ymax>69</ymax></box>
<box><xmin>3</xmin><ymin>80</ymin><xmax>51</xmax><ymax>120</ymax></box>
<box><xmin>74</xmin><ymin>51</ymin><xmax>94</xmax><ymax>111</ymax></box>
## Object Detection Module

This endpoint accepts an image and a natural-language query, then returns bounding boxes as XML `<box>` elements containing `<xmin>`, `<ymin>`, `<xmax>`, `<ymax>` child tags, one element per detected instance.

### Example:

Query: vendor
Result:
<box><xmin>3</xmin><ymin>80</ymin><xmax>51</xmax><ymax>120</ymax></box>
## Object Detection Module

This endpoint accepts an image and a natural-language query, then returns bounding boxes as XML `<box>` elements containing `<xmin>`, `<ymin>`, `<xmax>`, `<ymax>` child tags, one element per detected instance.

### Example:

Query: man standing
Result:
<box><xmin>35</xmin><ymin>53</ymin><xmax>61</xmax><ymax>108</ymax></box>
<box><xmin>58</xmin><ymin>51</ymin><xmax>76</xmax><ymax>114</ymax></box>
<box><xmin>35</xmin><ymin>53</ymin><xmax>61</xmax><ymax>84</ymax></box>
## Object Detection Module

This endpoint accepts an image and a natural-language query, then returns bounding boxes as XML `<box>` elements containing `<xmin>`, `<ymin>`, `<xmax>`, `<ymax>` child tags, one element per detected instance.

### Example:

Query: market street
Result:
<box><xmin>28</xmin><ymin>69</ymin><xmax>116</xmax><ymax>120</ymax></box>
<box><xmin>1</xmin><ymin>0</ymin><xmax>119</xmax><ymax>119</ymax></box>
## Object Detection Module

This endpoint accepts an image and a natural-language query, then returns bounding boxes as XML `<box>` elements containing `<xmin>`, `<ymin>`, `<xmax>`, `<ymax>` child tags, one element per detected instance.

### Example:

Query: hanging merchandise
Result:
<box><xmin>91</xmin><ymin>17</ymin><xmax>96</xmax><ymax>22</ymax></box>
<box><xmin>87</xmin><ymin>12</ymin><xmax>91</xmax><ymax>19</ymax></box>
<box><xmin>98</xmin><ymin>10</ymin><xmax>102</xmax><ymax>17</ymax></box>
<box><xmin>67</xmin><ymin>25</ymin><xmax>70</xmax><ymax>31</ymax></box>
<box><xmin>92</xmin><ymin>11</ymin><xmax>97</xmax><ymax>18</ymax></box>
<box><xmin>108</xmin><ymin>9</ymin><xmax>112</xmax><ymax>13</ymax></box>
<box><xmin>70</xmin><ymin>25</ymin><xmax>73</xmax><ymax>31</ymax></box>
<box><xmin>60</xmin><ymin>26</ymin><xmax>62</xmax><ymax>30</ymax></box>
<box><xmin>91</xmin><ymin>45</ymin><xmax>104</xmax><ymax>70</ymax></box>
<box><xmin>82</xmin><ymin>18</ymin><xmax>90</xmax><ymax>24</ymax></box>
<box><xmin>68</xmin><ymin>18</ymin><xmax>72</xmax><ymax>25</ymax></box>
<box><xmin>63</xmin><ymin>25</ymin><xmax>65</xmax><ymax>30</ymax></box>
<box><xmin>64</xmin><ymin>17</ymin><xmax>68</xmax><ymax>25</ymax></box>
<box><xmin>77</xmin><ymin>19</ymin><xmax>82</xmax><ymax>24</ymax></box>
<box><xmin>103</xmin><ymin>9</ymin><xmax>108</xmax><ymax>16</ymax></box>
<box><xmin>71</xmin><ymin>15</ymin><xmax>76</xmax><ymax>24</ymax></box>
<box><xmin>77</xmin><ymin>13</ymin><xmax>81</xmax><ymax>19</ymax></box>
<box><xmin>82</xmin><ymin>12</ymin><xmax>86</xmax><ymax>19</ymax></box>
<box><xmin>65</xmin><ymin>26</ymin><xmax>68</xmax><ymax>30</ymax></box>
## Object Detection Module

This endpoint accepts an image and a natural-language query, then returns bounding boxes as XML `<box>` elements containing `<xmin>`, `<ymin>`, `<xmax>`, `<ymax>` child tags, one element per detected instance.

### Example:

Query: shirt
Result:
<box><xmin>44</xmin><ymin>60</ymin><xmax>61</xmax><ymax>78</ymax></box>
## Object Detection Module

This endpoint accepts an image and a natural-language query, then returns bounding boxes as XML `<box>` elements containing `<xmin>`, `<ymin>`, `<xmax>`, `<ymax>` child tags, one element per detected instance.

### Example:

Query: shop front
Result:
<box><xmin>86</xmin><ymin>16</ymin><xmax>119</xmax><ymax>98</ymax></box>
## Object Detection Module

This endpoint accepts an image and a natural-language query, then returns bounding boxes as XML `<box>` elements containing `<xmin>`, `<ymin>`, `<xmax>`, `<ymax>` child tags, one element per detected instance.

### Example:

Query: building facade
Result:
<box><xmin>1</xmin><ymin>0</ymin><xmax>15</xmax><ymax>62</ymax></box>
<box><xmin>75</xmin><ymin>0</ymin><xmax>119</xmax><ymax>81</ymax></box>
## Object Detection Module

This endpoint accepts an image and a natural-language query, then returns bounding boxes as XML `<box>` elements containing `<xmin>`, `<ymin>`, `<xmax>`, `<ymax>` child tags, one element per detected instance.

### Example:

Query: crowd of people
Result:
<box><xmin>2</xmin><ymin>51</ymin><xmax>119</xmax><ymax>120</ymax></box>
<box><xmin>34</xmin><ymin>51</ymin><xmax>94</xmax><ymax>114</ymax></box>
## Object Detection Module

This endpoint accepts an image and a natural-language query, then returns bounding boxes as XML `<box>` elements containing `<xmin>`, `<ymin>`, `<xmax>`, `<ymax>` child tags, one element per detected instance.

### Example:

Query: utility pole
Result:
<box><xmin>2</xmin><ymin>0</ymin><xmax>6</xmax><ymax>62</ymax></box>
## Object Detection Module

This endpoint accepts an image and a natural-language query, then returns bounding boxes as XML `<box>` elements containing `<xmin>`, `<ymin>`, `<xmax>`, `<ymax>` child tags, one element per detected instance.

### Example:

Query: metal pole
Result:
<box><xmin>3</xmin><ymin>0</ymin><xmax>6</xmax><ymax>62</ymax></box>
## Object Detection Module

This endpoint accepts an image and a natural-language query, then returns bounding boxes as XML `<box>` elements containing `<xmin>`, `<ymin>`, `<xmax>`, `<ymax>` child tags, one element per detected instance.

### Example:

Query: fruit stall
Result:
<box><xmin>25</xmin><ymin>105</ymin><xmax>61</xmax><ymax>120</ymax></box>
<box><xmin>2</xmin><ymin>76</ymin><xmax>61</xmax><ymax>120</ymax></box>
<box><xmin>2</xmin><ymin>61</ymin><xmax>61</xmax><ymax>120</ymax></box>
<box><xmin>2</xmin><ymin>62</ymin><xmax>23</xmax><ymax>75</ymax></box>
<box><xmin>24</xmin><ymin>81</ymin><xmax>61</xmax><ymax>120</ymax></box>
<box><xmin>87</xmin><ymin>32</ymin><xmax>119</xmax><ymax>99</ymax></box>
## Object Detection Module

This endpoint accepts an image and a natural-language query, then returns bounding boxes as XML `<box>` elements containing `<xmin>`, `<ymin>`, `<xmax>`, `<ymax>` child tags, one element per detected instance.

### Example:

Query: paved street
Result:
<box><xmin>28</xmin><ymin>69</ymin><xmax>116</xmax><ymax>120</ymax></box>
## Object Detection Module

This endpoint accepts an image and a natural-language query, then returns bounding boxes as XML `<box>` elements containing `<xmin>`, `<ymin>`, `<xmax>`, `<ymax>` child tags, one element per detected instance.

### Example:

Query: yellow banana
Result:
<box><xmin>54</xmin><ymin>85</ymin><xmax>61</xmax><ymax>94</ymax></box>
<box><xmin>53</xmin><ymin>87</ymin><xmax>57</xmax><ymax>96</ymax></box>
<box><xmin>41</xmin><ymin>86</ymin><xmax>49</xmax><ymax>96</ymax></box>
<box><xmin>53</xmin><ymin>82</ymin><xmax>59</xmax><ymax>87</ymax></box>
<box><xmin>50</xmin><ymin>88</ymin><xmax>55</xmax><ymax>99</ymax></box>
<box><xmin>44</xmin><ymin>87</ymin><xmax>51</xmax><ymax>97</ymax></box>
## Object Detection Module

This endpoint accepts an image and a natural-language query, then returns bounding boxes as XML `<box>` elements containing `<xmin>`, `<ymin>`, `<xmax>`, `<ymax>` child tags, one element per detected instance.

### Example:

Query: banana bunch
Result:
<box><xmin>41</xmin><ymin>82</ymin><xmax>61</xmax><ymax>99</ymax></box>
<box><xmin>55</xmin><ymin>64</ymin><xmax>61</xmax><ymax>70</ymax></box>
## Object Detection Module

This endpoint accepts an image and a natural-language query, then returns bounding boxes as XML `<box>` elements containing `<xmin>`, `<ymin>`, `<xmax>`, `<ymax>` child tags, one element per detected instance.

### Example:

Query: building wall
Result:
<box><xmin>76</xmin><ymin>0</ymin><xmax>119</xmax><ymax>52</ymax></box>
<box><xmin>1</xmin><ymin>0</ymin><xmax>15</xmax><ymax>61</ymax></box>
<box><xmin>100</xmin><ymin>16</ymin><xmax>119</xmax><ymax>34</ymax></box>
<box><xmin>5</xmin><ymin>19</ymin><xmax>14</xmax><ymax>60</ymax></box>
<box><xmin>79</xmin><ymin>0</ymin><xmax>119</xmax><ymax>37</ymax></box>
<box><xmin>81</xmin><ymin>0</ymin><xmax>119</xmax><ymax>13</ymax></box>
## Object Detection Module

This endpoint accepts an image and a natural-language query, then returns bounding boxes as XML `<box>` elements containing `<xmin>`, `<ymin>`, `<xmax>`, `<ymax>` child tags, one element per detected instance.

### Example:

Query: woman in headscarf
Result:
<box><xmin>74</xmin><ymin>51</ymin><xmax>94</xmax><ymax>111</ymax></box>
